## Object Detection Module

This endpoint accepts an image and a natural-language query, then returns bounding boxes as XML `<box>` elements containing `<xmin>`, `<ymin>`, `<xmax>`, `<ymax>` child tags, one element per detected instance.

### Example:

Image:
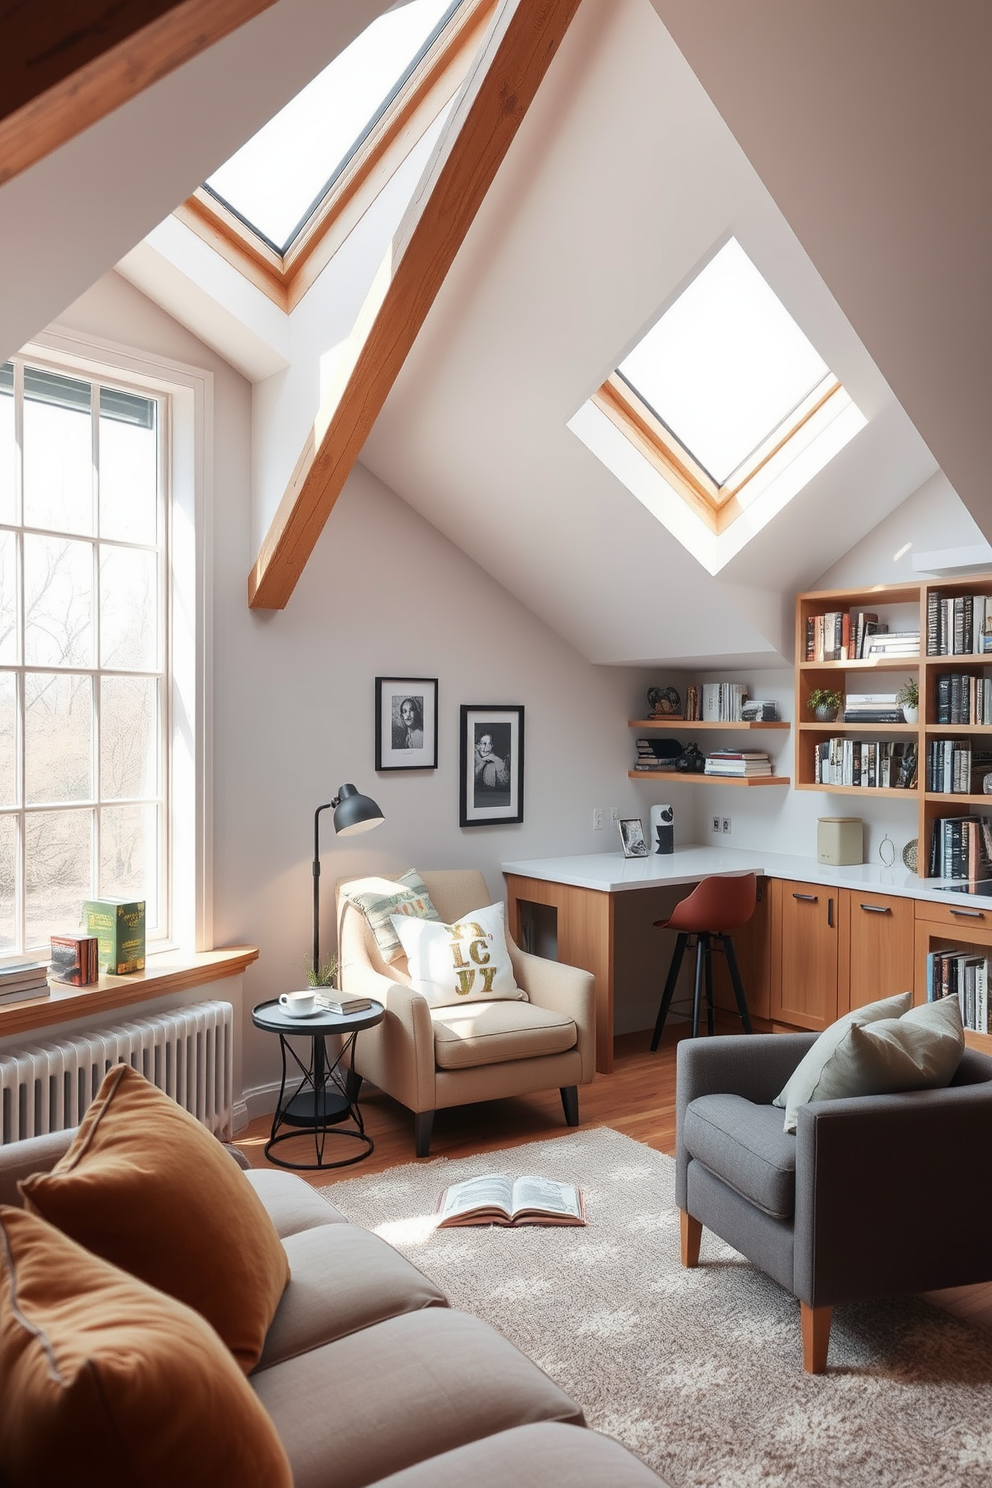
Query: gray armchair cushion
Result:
<box><xmin>683</xmin><ymin>1095</ymin><xmax>797</xmax><ymax>1219</ymax></box>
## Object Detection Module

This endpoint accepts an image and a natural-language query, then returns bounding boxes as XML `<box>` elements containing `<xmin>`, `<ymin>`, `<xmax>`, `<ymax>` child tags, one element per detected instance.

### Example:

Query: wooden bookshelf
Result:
<box><xmin>629</xmin><ymin>716</ymin><xmax>790</xmax><ymax>787</ymax></box>
<box><xmin>628</xmin><ymin>719</ymin><xmax>790</xmax><ymax>730</ymax></box>
<box><xmin>796</xmin><ymin>574</ymin><xmax>992</xmax><ymax>877</ymax></box>
<box><xmin>627</xmin><ymin>770</ymin><xmax>791</xmax><ymax>787</ymax></box>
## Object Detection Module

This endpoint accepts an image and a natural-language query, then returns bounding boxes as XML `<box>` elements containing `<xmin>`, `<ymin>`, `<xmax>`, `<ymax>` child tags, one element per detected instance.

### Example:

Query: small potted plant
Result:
<box><xmin>896</xmin><ymin>677</ymin><xmax>919</xmax><ymax>724</ymax></box>
<box><xmin>305</xmin><ymin>952</ymin><xmax>338</xmax><ymax>989</ymax></box>
<box><xmin>808</xmin><ymin>687</ymin><xmax>842</xmax><ymax>723</ymax></box>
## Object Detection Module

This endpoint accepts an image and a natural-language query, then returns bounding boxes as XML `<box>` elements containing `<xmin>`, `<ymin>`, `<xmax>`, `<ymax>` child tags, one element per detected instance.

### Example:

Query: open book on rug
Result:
<box><xmin>436</xmin><ymin>1173</ymin><xmax>586</xmax><ymax>1228</ymax></box>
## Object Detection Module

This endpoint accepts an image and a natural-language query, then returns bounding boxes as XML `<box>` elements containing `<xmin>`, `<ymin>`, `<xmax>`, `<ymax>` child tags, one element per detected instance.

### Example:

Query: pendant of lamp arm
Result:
<box><xmin>312</xmin><ymin>784</ymin><xmax>385</xmax><ymax>979</ymax></box>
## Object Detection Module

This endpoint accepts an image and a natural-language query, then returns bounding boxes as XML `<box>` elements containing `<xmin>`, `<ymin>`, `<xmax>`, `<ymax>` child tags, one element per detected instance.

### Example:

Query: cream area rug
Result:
<box><xmin>319</xmin><ymin>1127</ymin><xmax>992</xmax><ymax>1488</ymax></box>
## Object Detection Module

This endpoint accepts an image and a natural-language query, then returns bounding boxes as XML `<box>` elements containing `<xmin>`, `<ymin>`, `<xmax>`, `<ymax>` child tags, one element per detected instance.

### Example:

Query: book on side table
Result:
<box><xmin>437</xmin><ymin>1173</ymin><xmax>586</xmax><ymax>1228</ymax></box>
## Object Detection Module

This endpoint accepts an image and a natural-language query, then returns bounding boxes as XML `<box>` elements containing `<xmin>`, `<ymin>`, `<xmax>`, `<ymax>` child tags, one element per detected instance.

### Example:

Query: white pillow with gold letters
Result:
<box><xmin>390</xmin><ymin>902</ymin><xmax>527</xmax><ymax>1008</ymax></box>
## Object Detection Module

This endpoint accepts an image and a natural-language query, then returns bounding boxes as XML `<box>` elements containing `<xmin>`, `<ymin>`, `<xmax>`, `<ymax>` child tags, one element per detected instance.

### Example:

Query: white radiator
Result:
<box><xmin>0</xmin><ymin>1000</ymin><xmax>234</xmax><ymax>1144</ymax></box>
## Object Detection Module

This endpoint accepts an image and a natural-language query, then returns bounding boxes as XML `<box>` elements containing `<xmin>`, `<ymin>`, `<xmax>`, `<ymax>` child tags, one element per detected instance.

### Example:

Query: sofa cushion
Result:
<box><xmin>344</xmin><ymin>871</ymin><xmax>440</xmax><ymax>964</ymax></box>
<box><xmin>366</xmin><ymin>1423</ymin><xmax>666</xmax><ymax>1488</ymax></box>
<box><xmin>431</xmin><ymin>999</ymin><xmax>577</xmax><ymax>1070</ymax></box>
<box><xmin>245</xmin><ymin>1166</ymin><xmax>350</xmax><ymax>1236</ymax></box>
<box><xmin>0</xmin><ymin>1206</ymin><xmax>291</xmax><ymax>1488</ymax></box>
<box><xmin>800</xmin><ymin>995</ymin><xmax>965</xmax><ymax>1111</ymax></box>
<box><xmin>773</xmin><ymin>991</ymin><xmax>912</xmax><ymax>1132</ymax></box>
<box><xmin>252</xmin><ymin>1307</ymin><xmax>584</xmax><ymax>1488</ymax></box>
<box><xmin>683</xmin><ymin>1094</ymin><xmax>797</xmax><ymax>1219</ymax></box>
<box><xmin>256</xmin><ymin>1222</ymin><xmax>448</xmax><ymax>1370</ymax></box>
<box><xmin>393</xmin><ymin>902</ymin><xmax>527</xmax><ymax>1007</ymax></box>
<box><xmin>20</xmin><ymin>1063</ymin><xmax>289</xmax><ymax>1373</ymax></box>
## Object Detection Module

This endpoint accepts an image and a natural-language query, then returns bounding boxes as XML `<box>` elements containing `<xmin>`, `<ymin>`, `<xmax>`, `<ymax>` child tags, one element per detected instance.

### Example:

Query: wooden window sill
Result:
<box><xmin>0</xmin><ymin>946</ymin><xmax>259</xmax><ymax>1039</ymax></box>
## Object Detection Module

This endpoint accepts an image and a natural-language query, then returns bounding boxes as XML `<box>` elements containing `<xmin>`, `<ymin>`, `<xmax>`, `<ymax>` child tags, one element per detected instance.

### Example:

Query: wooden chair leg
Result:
<box><xmin>414</xmin><ymin>1110</ymin><xmax>435</xmax><ymax>1158</ymax></box>
<box><xmin>651</xmin><ymin>933</ymin><xmax>688</xmax><ymax>1050</ymax></box>
<box><xmin>680</xmin><ymin>1209</ymin><xmax>702</xmax><ymax>1268</ymax></box>
<box><xmin>560</xmin><ymin>1085</ymin><xmax>579</xmax><ymax>1126</ymax></box>
<box><xmin>801</xmin><ymin>1302</ymin><xmax>832</xmax><ymax>1374</ymax></box>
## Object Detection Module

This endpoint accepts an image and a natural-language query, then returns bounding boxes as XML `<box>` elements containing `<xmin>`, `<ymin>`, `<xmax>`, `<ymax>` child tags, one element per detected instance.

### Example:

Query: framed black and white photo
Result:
<box><xmin>618</xmin><ymin>817</ymin><xmax>648</xmax><ymax>858</ymax></box>
<box><xmin>459</xmin><ymin>705</ymin><xmax>524</xmax><ymax>826</ymax></box>
<box><xmin>375</xmin><ymin>678</ymin><xmax>438</xmax><ymax>770</ymax></box>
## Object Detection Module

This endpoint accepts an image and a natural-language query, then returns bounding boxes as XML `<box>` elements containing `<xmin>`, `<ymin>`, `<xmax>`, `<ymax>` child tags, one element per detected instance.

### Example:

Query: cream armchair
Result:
<box><xmin>336</xmin><ymin>870</ymin><xmax>596</xmax><ymax>1156</ymax></box>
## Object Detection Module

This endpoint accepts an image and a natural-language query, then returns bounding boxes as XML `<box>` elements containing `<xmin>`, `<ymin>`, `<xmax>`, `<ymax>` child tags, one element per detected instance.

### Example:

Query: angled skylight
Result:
<box><xmin>617</xmin><ymin>238</ymin><xmax>831</xmax><ymax>487</ymax></box>
<box><xmin>204</xmin><ymin>0</ymin><xmax>460</xmax><ymax>253</ymax></box>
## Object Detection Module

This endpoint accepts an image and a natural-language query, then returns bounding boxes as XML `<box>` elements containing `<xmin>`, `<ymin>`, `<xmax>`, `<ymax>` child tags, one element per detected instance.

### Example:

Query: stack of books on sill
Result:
<box><xmin>814</xmin><ymin>739</ymin><xmax>917</xmax><ymax>788</ymax></box>
<box><xmin>842</xmin><ymin>693</ymin><xmax>906</xmax><ymax>723</ymax></box>
<box><xmin>926</xmin><ymin>741</ymin><xmax>992</xmax><ymax>795</ymax></box>
<box><xmin>926</xmin><ymin>950</ymin><xmax>990</xmax><ymax>1034</ymax></box>
<box><xmin>935</xmin><ymin>672</ymin><xmax>992</xmax><ymax>724</ymax></box>
<box><xmin>701</xmin><ymin>683</ymin><xmax>748</xmax><ymax>722</ymax></box>
<box><xmin>0</xmin><ymin>958</ymin><xmax>51</xmax><ymax>1007</ymax></box>
<box><xmin>703</xmin><ymin>750</ymin><xmax>772</xmax><ymax>778</ymax></box>
<box><xmin>928</xmin><ymin>815</ymin><xmax>992</xmax><ymax>879</ymax></box>
<box><xmin>927</xmin><ymin>591</ymin><xmax>992</xmax><ymax>656</ymax></box>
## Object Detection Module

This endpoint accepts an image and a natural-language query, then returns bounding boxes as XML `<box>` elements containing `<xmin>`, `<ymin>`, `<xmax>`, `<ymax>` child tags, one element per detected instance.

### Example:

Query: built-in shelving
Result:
<box><xmin>627</xmin><ymin>719</ymin><xmax>790</xmax><ymax>730</ymax></box>
<box><xmin>628</xmin><ymin>718</ymin><xmax>790</xmax><ymax>786</ymax></box>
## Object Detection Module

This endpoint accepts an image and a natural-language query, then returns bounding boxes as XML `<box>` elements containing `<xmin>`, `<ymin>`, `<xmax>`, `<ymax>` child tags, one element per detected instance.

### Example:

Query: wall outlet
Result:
<box><xmin>610</xmin><ymin>807</ymin><xmax>620</xmax><ymax>825</ymax></box>
<box><xmin>711</xmin><ymin>815</ymin><xmax>722</xmax><ymax>833</ymax></box>
<box><xmin>592</xmin><ymin>808</ymin><xmax>604</xmax><ymax>830</ymax></box>
<box><xmin>721</xmin><ymin>816</ymin><xmax>732</xmax><ymax>835</ymax></box>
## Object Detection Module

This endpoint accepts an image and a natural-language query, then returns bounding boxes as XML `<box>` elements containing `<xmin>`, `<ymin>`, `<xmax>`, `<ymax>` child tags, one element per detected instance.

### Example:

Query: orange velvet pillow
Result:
<box><xmin>0</xmin><ymin>1206</ymin><xmax>291</xmax><ymax>1488</ymax></box>
<box><xmin>20</xmin><ymin>1064</ymin><xmax>289</xmax><ymax>1372</ymax></box>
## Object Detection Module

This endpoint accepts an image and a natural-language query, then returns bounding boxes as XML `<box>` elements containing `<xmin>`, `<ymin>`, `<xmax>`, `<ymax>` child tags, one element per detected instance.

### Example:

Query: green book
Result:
<box><xmin>83</xmin><ymin>899</ymin><xmax>146</xmax><ymax>975</ymax></box>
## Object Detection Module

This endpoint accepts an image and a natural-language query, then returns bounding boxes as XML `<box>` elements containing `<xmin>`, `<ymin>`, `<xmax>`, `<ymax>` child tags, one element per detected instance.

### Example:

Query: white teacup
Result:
<box><xmin>279</xmin><ymin>990</ymin><xmax>317</xmax><ymax>1018</ymax></box>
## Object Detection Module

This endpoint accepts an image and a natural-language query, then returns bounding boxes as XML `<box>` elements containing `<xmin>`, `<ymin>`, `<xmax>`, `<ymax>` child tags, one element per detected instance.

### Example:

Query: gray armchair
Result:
<box><xmin>676</xmin><ymin>1032</ymin><xmax>992</xmax><ymax>1372</ymax></box>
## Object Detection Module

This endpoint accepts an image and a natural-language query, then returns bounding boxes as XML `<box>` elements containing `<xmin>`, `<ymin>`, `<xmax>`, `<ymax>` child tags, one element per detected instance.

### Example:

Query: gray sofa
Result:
<box><xmin>0</xmin><ymin>1128</ymin><xmax>665</xmax><ymax>1487</ymax></box>
<box><xmin>676</xmin><ymin>1032</ymin><xmax>992</xmax><ymax>1371</ymax></box>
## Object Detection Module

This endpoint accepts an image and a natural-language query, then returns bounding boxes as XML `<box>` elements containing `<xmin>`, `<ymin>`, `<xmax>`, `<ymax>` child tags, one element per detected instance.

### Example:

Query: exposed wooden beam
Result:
<box><xmin>248</xmin><ymin>0</ymin><xmax>582</xmax><ymax>611</ymax></box>
<box><xmin>0</xmin><ymin>0</ymin><xmax>281</xmax><ymax>188</ymax></box>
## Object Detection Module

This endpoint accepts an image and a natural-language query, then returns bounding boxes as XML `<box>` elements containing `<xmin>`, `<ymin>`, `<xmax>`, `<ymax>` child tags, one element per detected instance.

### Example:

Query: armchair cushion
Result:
<box><xmin>432</xmin><ymin>1000</ymin><xmax>577</xmax><ymax>1070</ymax></box>
<box><xmin>343</xmin><ymin>871</ymin><xmax>439</xmax><ymax>964</ymax></box>
<box><xmin>393</xmin><ymin>902</ymin><xmax>526</xmax><ymax>1007</ymax></box>
<box><xmin>806</xmin><ymin>995</ymin><xmax>964</xmax><ymax>1108</ymax></box>
<box><xmin>682</xmin><ymin>1095</ymin><xmax>797</xmax><ymax>1219</ymax></box>
<box><xmin>774</xmin><ymin>991</ymin><xmax>912</xmax><ymax>1132</ymax></box>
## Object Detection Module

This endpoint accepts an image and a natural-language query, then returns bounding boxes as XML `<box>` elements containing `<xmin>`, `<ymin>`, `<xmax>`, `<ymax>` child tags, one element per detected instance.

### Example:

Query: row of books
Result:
<box><xmin>928</xmin><ymin>815</ymin><xmax>992</xmax><ymax>879</ymax></box>
<box><xmin>702</xmin><ymin>750</ymin><xmax>772</xmax><ymax>778</ymax></box>
<box><xmin>925</xmin><ymin>953</ymin><xmax>990</xmax><ymax>1034</ymax></box>
<box><xmin>804</xmin><ymin>610</ymin><xmax>920</xmax><ymax>662</ymax></box>
<box><xmin>813</xmin><ymin>739</ymin><xmax>916</xmax><ymax>789</ymax></box>
<box><xmin>926</xmin><ymin>591</ymin><xmax>992</xmax><ymax>657</ymax></box>
<box><xmin>701</xmin><ymin>683</ymin><xmax>748</xmax><ymax>722</ymax></box>
<box><xmin>934</xmin><ymin>671</ymin><xmax>992</xmax><ymax>724</ymax></box>
<box><xmin>925</xmin><ymin>741</ymin><xmax>992</xmax><ymax>795</ymax></box>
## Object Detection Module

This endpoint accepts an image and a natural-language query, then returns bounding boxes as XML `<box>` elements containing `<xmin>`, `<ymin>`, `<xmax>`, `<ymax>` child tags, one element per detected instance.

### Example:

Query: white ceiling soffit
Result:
<box><xmin>359</xmin><ymin>0</ymin><xmax>938</xmax><ymax>666</ymax></box>
<box><xmin>0</xmin><ymin>0</ymin><xmax>395</xmax><ymax>364</ymax></box>
<box><xmin>650</xmin><ymin>0</ymin><xmax>992</xmax><ymax>547</ymax></box>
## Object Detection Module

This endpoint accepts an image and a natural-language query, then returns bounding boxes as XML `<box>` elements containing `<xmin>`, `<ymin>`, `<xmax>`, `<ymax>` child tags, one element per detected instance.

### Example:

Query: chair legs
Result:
<box><xmin>560</xmin><ymin>1085</ymin><xmax>579</xmax><ymax>1126</ymax></box>
<box><xmin>679</xmin><ymin>1209</ymin><xmax>702</xmax><ymax>1268</ymax></box>
<box><xmin>653</xmin><ymin>929</ymin><xmax>753</xmax><ymax>1046</ymax></box>
<box><xmin>651</xmin><ymin>933</ymin><xmax>688</xmax><ymax>1049</ymax></box>
<box><xmin>414</xmin><ymin>1110</ymin><xmax>435</xmax><ymax>1158</ymax></box>
<box><xmin>801</xmin><ymin>1302</ymin><xmax>832</xmax><ymax>1374</ymax></box>
<box><xmin>721</xmin><ymin>934</ymin><xmax>753</xmax><ymax>1034</ymax></box>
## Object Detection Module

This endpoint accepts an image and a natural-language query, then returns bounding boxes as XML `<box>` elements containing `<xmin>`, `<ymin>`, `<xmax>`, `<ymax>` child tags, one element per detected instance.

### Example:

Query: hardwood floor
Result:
<box><xmin>234</xmin><ymin>1025</ymin><xmax>992</xmax><ymax>1330</ymax></box>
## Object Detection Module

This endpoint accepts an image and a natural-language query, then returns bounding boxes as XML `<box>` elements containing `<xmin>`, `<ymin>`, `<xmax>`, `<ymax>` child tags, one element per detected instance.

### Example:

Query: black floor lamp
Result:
<box><xmin>312</xmin><ymin>783</ymin><xmax>384</xmax><ymax>980</ymax></box>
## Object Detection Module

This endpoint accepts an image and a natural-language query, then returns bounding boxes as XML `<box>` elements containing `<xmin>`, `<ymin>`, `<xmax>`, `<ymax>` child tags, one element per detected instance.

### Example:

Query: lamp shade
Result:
<box><xmin>332</xmin><ymin>783</ymin><xmax>385</xmax><ymax>836</ymax></box>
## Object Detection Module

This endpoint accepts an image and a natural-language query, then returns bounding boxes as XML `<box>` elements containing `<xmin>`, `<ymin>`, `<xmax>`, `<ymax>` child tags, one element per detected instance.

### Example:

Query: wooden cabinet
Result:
<box><xmin>839</xmin><ymin>888</ymin><xmax>915</xmax><ymax>1013</ymax></box>
<box><xmin>914</xmin><ymin>897</ymin><xmax>992</xmax><ymax>1052</ymax></box>
<box><xmin>769</xmin><ymin>878</ymin><xmax>840</xmax><ymax>1031</ymax></box>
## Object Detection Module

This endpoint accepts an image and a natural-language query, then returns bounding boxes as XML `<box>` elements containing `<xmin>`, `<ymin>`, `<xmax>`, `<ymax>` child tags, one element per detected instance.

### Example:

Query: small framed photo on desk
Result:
<box><xmin>618</xmin><ymin>817</ymin><xmax>648</xmax><ymax>857</ymax></box>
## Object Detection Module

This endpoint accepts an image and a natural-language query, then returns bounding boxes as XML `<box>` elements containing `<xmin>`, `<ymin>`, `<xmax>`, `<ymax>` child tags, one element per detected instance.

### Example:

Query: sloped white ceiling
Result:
<box><xmin>359</xmin><ymin>0</ymin><xmax>938</xmax><ymax>665</ymax></box>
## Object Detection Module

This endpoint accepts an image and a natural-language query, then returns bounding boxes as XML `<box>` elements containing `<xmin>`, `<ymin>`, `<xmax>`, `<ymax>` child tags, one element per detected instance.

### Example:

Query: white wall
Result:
<box><xmin>50</xmin><ymin>271</ymin><xmax>655</xmax><ymax>1099</ymax></box>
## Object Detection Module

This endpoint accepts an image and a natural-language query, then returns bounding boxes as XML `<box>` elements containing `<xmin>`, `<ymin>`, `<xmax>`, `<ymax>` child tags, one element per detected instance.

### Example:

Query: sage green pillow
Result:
<box><xmin>774</xmin><ymin>991</ymin><xmax>912</xmax><ymax>1133</ymax></box>
<box><xmin>344</xmin><ymin>870</ymin><xmax>439</xmax><ymax>964</ymax></box>
<box><xmin>815</xmin><ymin>996</ymin><xmax>964</xmax><ymax>1107</ymax></box>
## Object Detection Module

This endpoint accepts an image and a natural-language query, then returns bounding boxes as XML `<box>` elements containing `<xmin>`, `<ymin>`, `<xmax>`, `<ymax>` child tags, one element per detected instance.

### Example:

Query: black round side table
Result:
<box><xmin>251</xmin><ymin>998</ymin><xmax>384</xmax><ymax>1171</ymax></box>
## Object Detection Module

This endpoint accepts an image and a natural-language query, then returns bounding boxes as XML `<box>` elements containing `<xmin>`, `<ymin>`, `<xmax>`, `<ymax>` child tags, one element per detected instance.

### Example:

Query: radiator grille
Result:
<box><xmin>0</xmin><ymin>1000</ymin><xmax>234</xmax><ymax>1144</ymax></box>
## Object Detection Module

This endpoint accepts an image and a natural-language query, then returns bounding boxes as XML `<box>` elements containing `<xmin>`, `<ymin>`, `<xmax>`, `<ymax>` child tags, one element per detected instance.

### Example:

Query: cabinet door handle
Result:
<box><xmin>827</xmin><ymin>897</ymin><xmax>834</xmax><ymax>928</ymax></box>
<box><xmin>950</xmin><ymin>907</ymin><xmax>985</xmax><ymax>919</ymax></box>
<box><xmin>860</xmin><ymin>903</ymin><xmax>891</xmax><ymax>914</ymax></box>
<box><xmin>793</xmin><ymin>892</ymin><xmax>817</xmax><ymax>902</ymax></box>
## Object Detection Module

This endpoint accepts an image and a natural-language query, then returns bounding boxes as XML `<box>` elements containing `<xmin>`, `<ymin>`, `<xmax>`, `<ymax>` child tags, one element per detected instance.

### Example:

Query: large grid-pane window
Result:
<box><xmin>0</xmin><ymin>358</ymin><xmax>167</xmax><ymax>954</ymax></box>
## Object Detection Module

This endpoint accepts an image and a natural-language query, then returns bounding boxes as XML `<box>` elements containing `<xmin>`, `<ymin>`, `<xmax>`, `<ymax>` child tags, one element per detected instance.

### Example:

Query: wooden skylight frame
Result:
<box><xmin>174</xmin><ymin>0</ymin><xmax>498</xmax><ymax>313</ymax></box>
<box><xmin>592</xmin><ymin>370</ymin><xmax>842</xmax><ymax>536</ymax></box>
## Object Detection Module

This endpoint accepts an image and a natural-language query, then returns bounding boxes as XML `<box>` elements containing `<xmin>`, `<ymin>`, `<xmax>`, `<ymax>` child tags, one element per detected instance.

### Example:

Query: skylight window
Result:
<box><xmin>617</xmin><ymin>238</ymin><xmax>832</xmax><ymax>487</ymax></box>
<box><xmin>204</xmin><ymin>0</ymin><xmax>460</xmax><ymax>253</ymax></box>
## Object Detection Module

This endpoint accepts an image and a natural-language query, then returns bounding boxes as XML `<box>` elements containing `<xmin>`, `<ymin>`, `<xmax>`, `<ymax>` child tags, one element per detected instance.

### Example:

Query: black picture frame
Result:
<box><xmin>618</xmin><ymin>818</ymin><xmax>648</xmax><ymax>857</ymax></box>
<box><xmin>375</xmin><ymin>677</ymin><xmax>438</xmax><ymax>771</ymax></box>
<box><xmin>459</xmin><ymin>705</ymin><xmax>524</xmax><ymax>826</ymax></box>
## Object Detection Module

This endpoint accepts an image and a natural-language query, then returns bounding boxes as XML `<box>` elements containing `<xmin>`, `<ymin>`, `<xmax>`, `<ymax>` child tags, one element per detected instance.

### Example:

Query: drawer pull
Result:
<box><xmin>827</xmin><ymin>896</ymin><xmax>834</xmax><ymax>929</ymax></box>
<box><xmin>860</xmin><ymin>904</ymin><xmax>891</xmax><ymax>914</ymax></box>
<box><xmin>950</xmin><ymin>907</ymin><xmax>985</xmax><ymax>919</ymax></box>
<box><xmin>793</xmin><ymin>892</ymin><xmax>818</xmax><ymax>902</ymax></box>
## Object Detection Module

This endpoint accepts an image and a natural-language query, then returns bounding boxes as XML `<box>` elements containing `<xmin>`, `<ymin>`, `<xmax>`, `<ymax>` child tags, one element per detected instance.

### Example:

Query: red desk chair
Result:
<box><xmin>650</xmin><ymin>874</ymin><xmax>756</xmax><ymax>1048</ymax></box>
